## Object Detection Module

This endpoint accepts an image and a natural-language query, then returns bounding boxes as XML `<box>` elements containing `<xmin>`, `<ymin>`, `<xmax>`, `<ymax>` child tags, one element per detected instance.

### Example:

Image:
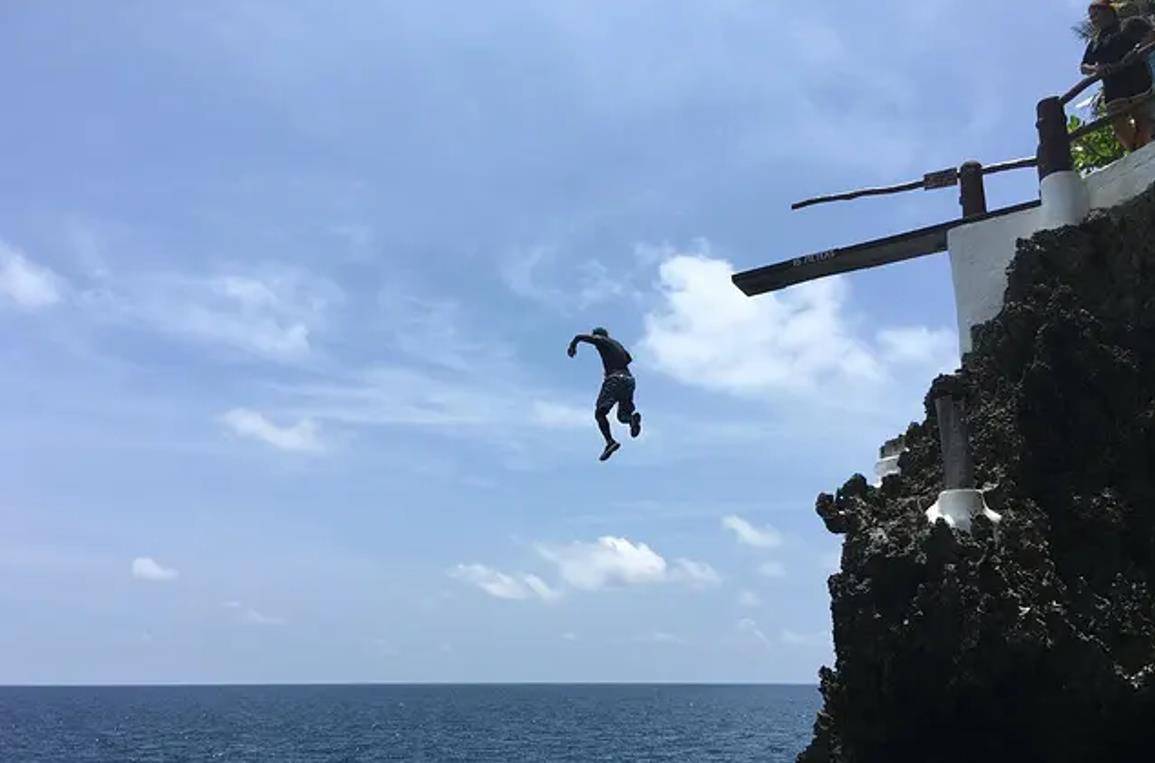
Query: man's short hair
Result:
<box><xmin>591</xmin><ymin>327</ymin><xmax>609</xmax><ymax>337</ymax></box>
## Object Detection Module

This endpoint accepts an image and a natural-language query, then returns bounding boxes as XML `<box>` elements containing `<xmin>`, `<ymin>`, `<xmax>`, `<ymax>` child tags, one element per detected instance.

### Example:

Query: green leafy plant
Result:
<box><xmin>1069</xmin><ymin>113</ymin><xmax>1126</xmax><ymax>172</ymax></box>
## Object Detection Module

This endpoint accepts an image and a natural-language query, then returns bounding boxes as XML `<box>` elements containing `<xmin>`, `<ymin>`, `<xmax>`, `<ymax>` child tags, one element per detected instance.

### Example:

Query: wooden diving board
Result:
<box><xmin>732</xmin><ymin>200</ymin><xmax>1041</xmax><ymax>297</ymax></box>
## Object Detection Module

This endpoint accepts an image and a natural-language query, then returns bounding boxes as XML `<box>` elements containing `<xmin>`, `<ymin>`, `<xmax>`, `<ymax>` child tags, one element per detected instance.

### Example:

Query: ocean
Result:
<box><xmin>0</xmin><ymin>684</ymin><xmax>818</xmax><ymax>762</ymax></box>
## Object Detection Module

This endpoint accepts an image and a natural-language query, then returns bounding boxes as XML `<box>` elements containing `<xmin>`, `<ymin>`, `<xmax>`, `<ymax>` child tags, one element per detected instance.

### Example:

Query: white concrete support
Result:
<box><xmin>925</xmin><ymin>489</ymin><xmax>1002</xmax><ymax>533</ymax></box>
<box><xmin>874</xmin><ymin>454</ymin><xmax>901</xmax><ymax>486</ymax></box>
<box><xmin>1039</xmin><ymin>170</ymin><xmax>1090</xmax><ymax>230</ymax></box>
<box><xmin>948</xmin><ymin>142</ymin><xmax>1155</xmax><ymax>357</ymax></box>
<box><xmin>1085</xmin><ymin>139</ymin><xmax>1155</xmax><ymax>209</ymax></box>
<box><xmin>947</xmin><ymin>206</ymin><xmax>1042</xmax><ymax>354</ymax></box>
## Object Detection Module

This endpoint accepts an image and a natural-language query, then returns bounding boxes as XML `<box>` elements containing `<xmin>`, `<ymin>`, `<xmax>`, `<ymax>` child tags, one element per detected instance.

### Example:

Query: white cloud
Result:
<box><xmin>449</xmin><ymin>563</ymin><xmax>561</xmax><ymax>602</ymax></box>
<box><xmin>722</xmin><ymin>515</ymin><xmax>782</xmax><ymax>548</ymax></box>
<box><xmin>640</xmin><ymin>251</ymin><xmax>956</xmax><ymax>398</ymax></box>
<box><xmin>131</xmin><ymin>557</ymin><xmax>179</xmax><ymax>582</ymax></box>
<box><xmin>877</xmin><ymin>326</ymin><xmax>958</xmax><ymax>374</ymax></box>
<box><xmin>0</xmin><ymin>243</ymin><xmax>63</xmax><ymax>310</ymax></box>
<box><xmin>737</xmin><ymin>590</ymin><xmax>762</xmax><ymax>608</ymax></box>
<box><xmin>562</xmin><ymin>632</ymin><xmax>579</xmax><ymax>641</ymax></box>
<box><xmin>84</xmin><ymin>269</ymin><xmax>337</xmax><ymax>362</ymax></box>
<box><xmin>737</xmin><ymin>618</ymin><xmax>772</xmax><ymax>648</ymax></box>
<box><xmin>221</xmin><ymin>408</ymin><xmax>323</xmax><ymax>452</ymax></box>
<box><xmin>522</xmin><ymin>574</ymin><xmax>563</xmax><ymax>602</ymax></box>
<box><xmin>757</xmin><ymin>561</ymin><xmax>787</xmax><ymax>579</ymax></box>
<box><xmin>502</xmin><ymin>248</ymin><xmax>641</xmax><ymax>312</ymax></box>
<box><xmin>283</xmin><ymin>365</ymin><xmax>584</xmax><ymax>444</ymax></box>
<box><xmin>638</xmin><ymin>631</ymin><xmax>685</xmax><ymax>645</ymax></box>
<box><xmin>575</xmin><ymin>259</ymin><xmax>632</xmax><ymax>308</ymax></box>
<box><xmin>537</xmin><ymin>536</ymin><xmax>663</xmax><ymax>590</ymax></box>
<box><xmin>642</xmin><ymin>254</ymin><xmax>881</xmax><ymax>395</ymax></box>
<box><xmin>377</xmin><ymin>291</ymin><xmax>507</xmax><ymax>372</ymax></box>
<box><xmin>671</xmin><ymin>558</ymin><xmax>722</xmax><ymax>588</ymax></box>
<box><xmin>536</xmin><ymin>536</ymin><xmax>717</xmax><ymax>591</ymax></box>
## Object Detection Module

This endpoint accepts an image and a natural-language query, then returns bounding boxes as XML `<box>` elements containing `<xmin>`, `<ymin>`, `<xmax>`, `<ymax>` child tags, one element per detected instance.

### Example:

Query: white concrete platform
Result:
<box><xmin>948</xmin><ymin>141</ymin><xmax>1155</xmax><ymax>354</ymax></box>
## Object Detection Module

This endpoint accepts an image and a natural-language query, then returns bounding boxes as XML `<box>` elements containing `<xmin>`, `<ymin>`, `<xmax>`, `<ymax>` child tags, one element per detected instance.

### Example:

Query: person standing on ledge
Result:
<box><xmin>567</xmin><ymin>327</ymin><xmax>642</xmax><ymax>461</ymax></box>
<box><xmin>1081</xmin><ymin>0</ymin><xmax>1155</xmax><ymax>151</ymax></box>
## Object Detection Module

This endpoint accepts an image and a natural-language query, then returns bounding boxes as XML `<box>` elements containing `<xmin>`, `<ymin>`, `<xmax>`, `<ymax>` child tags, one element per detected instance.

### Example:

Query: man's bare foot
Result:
<box><xmin>630</xmin><ymin>412</ymin><xmax>642</xmax><ymax>438</ymax></box>
<box><xmin>599</xmin><ymin>441</ymin><xmax>621</xmax><ymax>461</ymax></box>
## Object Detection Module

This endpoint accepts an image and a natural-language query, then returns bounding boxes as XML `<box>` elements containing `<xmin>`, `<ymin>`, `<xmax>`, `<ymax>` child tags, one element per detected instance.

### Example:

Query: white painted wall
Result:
<box><xmin>1086</xmin><ymin>139</ymin><xmax>1155</xmax><ymax>209</ymax></box>
<box><xmin>947</xmin><ymin>206</ymin><xmax>1042</xmax><ymax>354</ymax></box>
<box><xmin>948</xmin><ymin>141</ymin><xmax>1155</xmax><ymax>355</ymax></box>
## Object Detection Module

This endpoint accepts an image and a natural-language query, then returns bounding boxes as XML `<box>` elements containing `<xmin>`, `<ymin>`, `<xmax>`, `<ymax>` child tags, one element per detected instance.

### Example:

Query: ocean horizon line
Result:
<box><xmin>0</xmin><ymin>681</ymin><xmax>820</xmax><ymax>689</ymax></box>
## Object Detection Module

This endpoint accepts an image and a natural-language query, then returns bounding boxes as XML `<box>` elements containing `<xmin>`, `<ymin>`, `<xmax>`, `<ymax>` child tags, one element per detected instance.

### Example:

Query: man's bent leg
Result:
<box><xmin>595</xmin><ymin>408</ymin><xmax>615</xmax><ymax>446</ymax></box>
<box><xmin>596</xmin><ymin>408</ymin><xmax>621</xmax><ymax>461</ymax></box>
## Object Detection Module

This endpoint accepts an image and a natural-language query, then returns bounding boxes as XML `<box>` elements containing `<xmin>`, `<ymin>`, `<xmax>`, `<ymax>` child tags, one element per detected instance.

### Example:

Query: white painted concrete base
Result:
<box><xmin>925</xmin><ymin>489</ymin><xmax>1002</xmax><ymax>533</ymax></box>
<box><xmin>1039</xmin><ymin>170</ymin><xmax>1090</xmax><ymax>230</ymax></box>
<box><xmin>1085</xmin><ymin>138</ymin><xmax>1155</xmax><ymax>209</ymax></box>
<box><xmin>948</xmin><ymin>206</ymin><xmax>1042</xmax><ymax>354</ymax></box>
<box><xmin>948</xmin><ymin>141</ymin><xmax>1155</xmax><ymax>357</ymax></box>
<box><xmin>874</xmin><ymin>454</ymin><xmax>901</xmax><ymax>485</ymax></box>
<box><xmin>873</xmin><ymin>454</ymin><xmax>900</xmax><ymax>480</ymax></box>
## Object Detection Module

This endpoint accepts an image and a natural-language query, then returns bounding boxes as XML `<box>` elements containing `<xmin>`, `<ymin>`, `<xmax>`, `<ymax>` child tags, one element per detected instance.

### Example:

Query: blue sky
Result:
<box><xmin>1</xmin><ymin>1</ymin><xmax>1093</xmax><ymax>684</ymax></box>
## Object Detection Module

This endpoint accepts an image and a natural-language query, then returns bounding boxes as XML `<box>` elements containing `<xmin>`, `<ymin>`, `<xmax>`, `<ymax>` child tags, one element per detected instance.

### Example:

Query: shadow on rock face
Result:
<box><xmin>798</xmin><ymin>185</ymin><xmax>1155</xmax><ymax>763</ymax></box>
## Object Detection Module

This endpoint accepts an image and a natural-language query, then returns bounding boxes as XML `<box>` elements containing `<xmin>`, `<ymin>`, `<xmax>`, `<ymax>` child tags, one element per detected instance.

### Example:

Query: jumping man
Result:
<box><xmin>567</xmin><ymin>327</ymin><xmax>642</xmax><ymax>461</ymax></box>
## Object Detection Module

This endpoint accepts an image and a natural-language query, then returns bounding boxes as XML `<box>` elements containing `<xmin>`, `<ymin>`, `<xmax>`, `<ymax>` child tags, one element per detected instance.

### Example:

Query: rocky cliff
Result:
<box><xmin>798</xmin><ymin>184</ymin><xmax>1155</xmax><ymax>762</ymax></box>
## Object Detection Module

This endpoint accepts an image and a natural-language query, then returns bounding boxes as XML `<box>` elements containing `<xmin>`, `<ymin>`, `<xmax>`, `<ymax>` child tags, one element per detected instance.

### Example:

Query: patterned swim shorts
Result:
<box><xmin>596</xmin><ymin>372</ymin><xmax>636</xmax><ymax>422</ymax></box>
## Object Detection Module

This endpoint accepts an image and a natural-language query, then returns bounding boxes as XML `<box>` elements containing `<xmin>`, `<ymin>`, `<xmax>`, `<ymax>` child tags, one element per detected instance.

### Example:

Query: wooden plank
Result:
<box><xmin>732</xmin><ymin>223</ymin><xmax>949</xmax><ymax>296</ymax></box>
<box><xmin>732</xmin><ymin>200</ymin><xmax>1041</xmax><ymax>297</ymax></box>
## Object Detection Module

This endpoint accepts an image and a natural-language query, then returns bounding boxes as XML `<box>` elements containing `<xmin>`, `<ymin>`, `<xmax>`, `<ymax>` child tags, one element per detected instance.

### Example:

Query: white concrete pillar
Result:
<box><xmin>1039</xmin><ymin>170</ymin><xmax>1090</xmax><ymax>230</ymax></box>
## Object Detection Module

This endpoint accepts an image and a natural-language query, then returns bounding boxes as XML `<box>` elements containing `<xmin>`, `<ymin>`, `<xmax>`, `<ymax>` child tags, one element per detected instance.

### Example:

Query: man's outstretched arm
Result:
<box><xmin>567</xmin><ymin>334</ymin><xmax>601</xmax><ymax>357</ymax></box>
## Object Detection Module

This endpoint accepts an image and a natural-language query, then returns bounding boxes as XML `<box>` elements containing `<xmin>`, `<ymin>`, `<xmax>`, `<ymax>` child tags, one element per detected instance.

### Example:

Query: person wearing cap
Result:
<box><xmin>567</xmin><ymin>327</ymin><xmax>643</xmax><ymax>461</ymax></box>
<box><xmin>1081</xmin><ymin>1</ymin><xmax>1155</xmax><ymax>150</ymax></box>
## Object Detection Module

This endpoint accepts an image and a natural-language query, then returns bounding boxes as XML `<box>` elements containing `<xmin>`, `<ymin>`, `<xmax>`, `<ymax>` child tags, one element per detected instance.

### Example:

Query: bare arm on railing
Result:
<box><xmin>1066</xmin><ymin>39</ymin><xmax>1155</xmax><ymax>105</ymax></box>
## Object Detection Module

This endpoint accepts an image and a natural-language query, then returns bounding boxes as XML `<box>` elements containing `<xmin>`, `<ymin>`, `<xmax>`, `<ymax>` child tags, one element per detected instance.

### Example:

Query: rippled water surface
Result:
<box><xmin>0</xmin><ymin>684</ymin><xmax>819</xmax><ymax>762</ymax></box>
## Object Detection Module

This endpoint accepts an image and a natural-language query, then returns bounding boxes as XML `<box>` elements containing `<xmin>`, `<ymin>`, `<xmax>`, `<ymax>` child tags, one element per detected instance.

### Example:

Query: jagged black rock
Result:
<box><xmin>798</xmin><ymin>184</ymin><xmax>1155</xmax><ymax>762</ymax></box>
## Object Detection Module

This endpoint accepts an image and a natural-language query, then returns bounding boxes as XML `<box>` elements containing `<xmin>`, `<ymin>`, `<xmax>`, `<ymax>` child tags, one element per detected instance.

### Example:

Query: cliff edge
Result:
<box><xmin>799</xmin><ymin>183</ymin><xmax>1155</xmax><ymax>762</ymax></box>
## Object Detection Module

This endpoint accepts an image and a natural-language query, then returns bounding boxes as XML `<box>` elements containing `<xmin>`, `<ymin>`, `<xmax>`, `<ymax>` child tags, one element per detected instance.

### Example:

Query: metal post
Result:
<box><xmin>1036</xmin><ymin>96</ymin><xmax>1074</xmax><ymax>181</ymax></box>
<box><xmin>934</xmin><ymin>394</ymin><xmax>974</xmax><ymax>490</ymax></box>
<box><xmin>958</xmin><ymin>161</ymin><xmax>987</xmax><ymax>219</ymax></box>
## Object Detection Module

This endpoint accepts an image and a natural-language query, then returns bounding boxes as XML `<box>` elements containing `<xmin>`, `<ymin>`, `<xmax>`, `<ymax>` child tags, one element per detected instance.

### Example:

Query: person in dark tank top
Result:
<box><xmin>1082</xmin><ymin>0</ymin><xmax>1155</xmax><ymax>150</ymax></box>
<box><xmin>567</xmin><ymin>327</ymin><xmax>643</xmax><ymax>462</ymax></box>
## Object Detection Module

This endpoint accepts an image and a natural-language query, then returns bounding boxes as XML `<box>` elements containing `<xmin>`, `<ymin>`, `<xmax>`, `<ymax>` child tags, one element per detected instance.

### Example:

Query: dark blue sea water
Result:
<box><xmin>0</xmin><ymin>684</ymin><xmax>818</xmax><ymax>762</ymax></box>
